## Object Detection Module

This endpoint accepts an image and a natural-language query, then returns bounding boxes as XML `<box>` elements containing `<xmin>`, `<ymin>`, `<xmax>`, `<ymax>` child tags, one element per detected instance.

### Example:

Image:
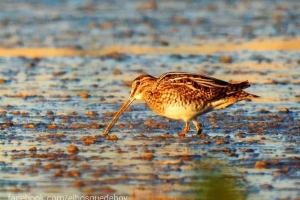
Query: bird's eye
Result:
<box><xmin>136</xmin><ymin>81</ymin><xmax>141</xmax><ymax>85</ymax></box>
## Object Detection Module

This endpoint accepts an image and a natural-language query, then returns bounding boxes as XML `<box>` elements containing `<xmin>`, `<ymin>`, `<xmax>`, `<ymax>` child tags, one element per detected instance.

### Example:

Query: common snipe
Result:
<box><xmin>104</xmin><ymin>72</ymin><xmax>259</xmax><ymax>136</ymax></box>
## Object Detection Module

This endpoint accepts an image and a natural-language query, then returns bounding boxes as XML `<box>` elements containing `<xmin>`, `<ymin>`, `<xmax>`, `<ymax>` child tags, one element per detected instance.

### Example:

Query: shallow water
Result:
<box><xmin>1</xmin><ymin>1</ymin><xmax>300</xmax><ymax>200</ymax></box>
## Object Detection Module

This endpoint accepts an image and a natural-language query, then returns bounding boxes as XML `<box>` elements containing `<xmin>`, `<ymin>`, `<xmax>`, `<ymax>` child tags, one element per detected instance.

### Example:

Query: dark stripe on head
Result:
<box><xmin>131</xmin><ymin>86</ymin><xmax>138</xmax><ymax>97</ymax></box>
<box><xmin>130</xmin><ymin>74</ymin><xmax>155</xmax><ymax>97</ymax></box>
<box><xmin>133</xmin><ymin>74</ymin><xmax>155</xmax><ymax>83</ymax></box>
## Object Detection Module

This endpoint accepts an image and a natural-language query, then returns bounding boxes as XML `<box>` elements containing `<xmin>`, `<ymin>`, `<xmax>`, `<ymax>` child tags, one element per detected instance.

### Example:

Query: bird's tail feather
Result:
<box><xmin>235</xmin><ymin>91</ymin><xmax>260</xmax><ymax>101</ymax></box>
<box><xmin>227</xmin><ymin>81</ymin><xmax>251</xmax><ymax>94</ymax></box>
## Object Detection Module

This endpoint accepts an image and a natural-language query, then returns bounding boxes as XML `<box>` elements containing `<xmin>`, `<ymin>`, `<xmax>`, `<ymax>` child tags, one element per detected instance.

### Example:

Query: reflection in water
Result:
<box><xmin>191</xmin><ymin>160</ymin><xmax>247</xmax><ymax>200</ymax></box>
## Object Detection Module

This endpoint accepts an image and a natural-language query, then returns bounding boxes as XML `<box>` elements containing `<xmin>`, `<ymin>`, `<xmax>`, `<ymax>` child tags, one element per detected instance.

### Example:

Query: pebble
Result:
<box><xmin>73</xmin><ymin>180</ymin><xmax>84</xmax><ymax>187</ymax></box>
<box><xmin>52</xmin><ymin>71</ymin><xmax>66</xmax><ymax>76</ymax></box>
<box><xmin>255</xmin><ymin>161</ymin><xmax>267</xmax><ymax>168</ymax></box>
<box><xmin>105</xmin><ymin>135</ymin><xmax>118</xmax><ymax>140</ymax></box>
<box><xmin>219</xmin><ymin>56</ymin><xmax>232</xmax><ymax>63</ymax></box>
<box><xmin>79</xmin><ymin>92</ymin><xmax>90</xmax><ymax>98</ymax></box>
<box><xmin>48</xmin><ymin>124</ymin><xmax>57</xmax><ymax>129</ymax></box>
<box><xmin>46</xmin><ymin>110</ymin><xmax>54</xmax><ymax>115</ymax></box>
<box><xmin>21</xmin><ymin>112</ymin><xmax>29</xmax><ymax>117</ymax></box>
<box><xmin>258</xmin><ymin>109</ymin><xmax>270</xmax><ymax>113</ymax></box>
<box><xmin>29</xmin><ymin>147</ymin><xmax>37</xmax><ymax>151</ymax></box>
<box><xmin>137</xmin><ymin>153</ymin><xmax>154</xmax><ymax>160</ymax></box>
<box><xmin>54</xmin><ymin>169</ymin><xmax>63</xmax><ymax>177</ymax></box>
<box><xmin>23</xmin><ymin>123</ymin><xmax>35</xmax><ymax>129</ymax></box>
<box><xmin>113</xmin><ymin>68</ymin><xmax>122</xmax><ymax>75</ymax></box>
<box><xmin>86</xmin><ymin>111</ymin><xmax>97</xmax><ymax>116</ymax></box>
<box><xmin>11</xmin><ymin>110</ymin><xmax>20</xmax><ymax>115</ymax></box>
<box><xmin>123</xmin><ymin>80</ymin><xmax>132</xmax><ymax>86</ymax></box>
<box><xmin>101</xmin><ymin>22</ymin><xmax>115</xmax><ymax>30</ymax></box>
<box><xmin>260</xmin><ymin>184</ymin><xmax>274</xmax><ymax>189</ymax></box>
<box><xmin>243</xmin><ymin>148</ymin><xmax>254</xmax><ymax>153</ymax></box>
<box><xmin>278</xmin><ymin>108</ymin><xmax>289</xmax><ymax>113</ymax></box>
<box><xmin>138</xmin><ymin>1</ymin><xmax>157</xmax><ymax>11</ymax></box>
<box><xmin>68</xmin><ymin>145</ymin><xmax>79</xmax><ymax>154</ymax></box>
<box><xmin>234</xmin><ymin>132</ymin><xmax>246</xmax><ymax>138</ymax></box>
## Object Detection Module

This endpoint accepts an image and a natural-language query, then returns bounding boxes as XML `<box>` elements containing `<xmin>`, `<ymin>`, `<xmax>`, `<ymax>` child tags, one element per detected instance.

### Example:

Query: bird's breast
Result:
<box><xmin>163</xmin><ymin>104</ymin><xmax>205</xmax><ymax>121</ymax></box>
<box><xmin>144</xmin><ymin>91</ymin><xmax>207</xmax><ymax>121</ymax></box>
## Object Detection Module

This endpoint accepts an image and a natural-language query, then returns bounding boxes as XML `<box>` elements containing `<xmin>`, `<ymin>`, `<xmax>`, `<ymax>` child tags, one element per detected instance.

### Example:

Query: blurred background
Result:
<box><xmin>0</xmin><ymin>0</ymin><xmax>299</xmax><ymax>200</ymax></box>
<box><xmin>1</xmin><ymin>0</ymin><xmax>299</xmax><ymax>48</ymax></box>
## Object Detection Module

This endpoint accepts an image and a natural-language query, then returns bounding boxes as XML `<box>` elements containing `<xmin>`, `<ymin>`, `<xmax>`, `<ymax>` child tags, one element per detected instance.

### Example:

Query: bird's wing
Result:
<box><xmin>153</xmin><ymin>72</ymin><xmax>248</xmax><ymax>101</ymax></box>
<box><xmin>154</xmin><ymin>72</ymin><xmax>229</xmax><ymax>89</ymax></box>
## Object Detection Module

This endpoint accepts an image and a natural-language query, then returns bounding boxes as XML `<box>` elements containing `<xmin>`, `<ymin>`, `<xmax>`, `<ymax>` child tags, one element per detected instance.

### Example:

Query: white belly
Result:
<box><xmin>163</xmin><ymin>105</ymin><xmax>210</xmax><ymax>121</ymax></box>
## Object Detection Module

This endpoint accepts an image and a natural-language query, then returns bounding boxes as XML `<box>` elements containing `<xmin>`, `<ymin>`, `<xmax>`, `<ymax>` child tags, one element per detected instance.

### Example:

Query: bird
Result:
<box><xmin>103</xmin><ymin>72</ymin><xmax>259</xmax><ymax>136</ymax></box>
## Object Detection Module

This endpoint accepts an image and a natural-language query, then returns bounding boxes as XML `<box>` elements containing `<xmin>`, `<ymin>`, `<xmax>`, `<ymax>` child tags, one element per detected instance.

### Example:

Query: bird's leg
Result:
<box><xmin>178</xmin><ymin>121</ymin><xmax>190</xmax><ymax>137</ymax></box>
<box><xmin>192</xmin><ymin>119</ymin><xmax>202</xmax><ymax>135</ymax></box>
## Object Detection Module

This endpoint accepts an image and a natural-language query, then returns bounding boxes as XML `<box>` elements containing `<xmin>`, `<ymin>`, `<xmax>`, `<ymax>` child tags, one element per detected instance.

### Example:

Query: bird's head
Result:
<box><xmin>103</xmin><ymin>73</ymin><xmax>155</xmax><ymax>135</ymax></box>
<box><xmin>129</xmin><ymin>74</ymin><xmax>156</xmax><ymax>100</ymax></box>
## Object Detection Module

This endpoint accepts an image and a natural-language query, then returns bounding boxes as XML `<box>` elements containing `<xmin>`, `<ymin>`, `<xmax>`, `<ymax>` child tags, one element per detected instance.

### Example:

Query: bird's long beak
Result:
<box><xmin>103</xmin><ymin>98</ymin><xmax>135</xmax><ymax>135</ymax></box>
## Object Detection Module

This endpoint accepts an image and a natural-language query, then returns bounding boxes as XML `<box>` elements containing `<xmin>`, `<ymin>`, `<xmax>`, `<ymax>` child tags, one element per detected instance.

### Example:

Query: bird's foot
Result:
<box><xmin>197</xmin><ymin>130</ymin><xmax>208</xmax><ymax>138</ymax></box>
<box><xmin>178</xmin><ymin>131</ymin><xmax>187</xmax><ymax>137</ymax></box>
<box><xmin>196</xmin><ymin>129</ymin><xmax>203</xmax><ymax>135</ymax></box>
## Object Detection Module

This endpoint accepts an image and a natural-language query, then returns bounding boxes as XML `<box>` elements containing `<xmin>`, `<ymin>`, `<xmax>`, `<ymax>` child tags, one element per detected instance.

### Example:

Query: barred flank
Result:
<box><xmin>236</xmin><ymin>91</ymin><xmax>260</xmax><ymax>100</ymax></box>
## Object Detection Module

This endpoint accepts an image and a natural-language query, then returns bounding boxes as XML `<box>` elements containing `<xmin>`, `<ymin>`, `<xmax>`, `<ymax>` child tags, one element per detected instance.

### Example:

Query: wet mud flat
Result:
<box><xmin>0</xmin><ymin>0</ymin><xmax>300</xmax><ymax>200</ymax></box>
<box><xmin>0</xmin><ymin>52</ymin><xmax>299</xmax><ymax>200</ymax></box>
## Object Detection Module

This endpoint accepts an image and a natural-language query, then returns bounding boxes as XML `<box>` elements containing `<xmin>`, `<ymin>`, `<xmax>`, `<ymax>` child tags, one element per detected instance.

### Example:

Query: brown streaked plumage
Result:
<box><xmin>103</xmin><ymin>72</ymin><xmax>259</xmax><ymax>136</ymax></box>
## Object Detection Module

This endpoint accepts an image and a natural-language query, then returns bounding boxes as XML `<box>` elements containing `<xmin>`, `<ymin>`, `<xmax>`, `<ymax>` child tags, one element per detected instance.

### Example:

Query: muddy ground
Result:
<box><xmin>0</xmin><ymin>1</ymin><xmax>300</xmax><ymax>200</ymax></box>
